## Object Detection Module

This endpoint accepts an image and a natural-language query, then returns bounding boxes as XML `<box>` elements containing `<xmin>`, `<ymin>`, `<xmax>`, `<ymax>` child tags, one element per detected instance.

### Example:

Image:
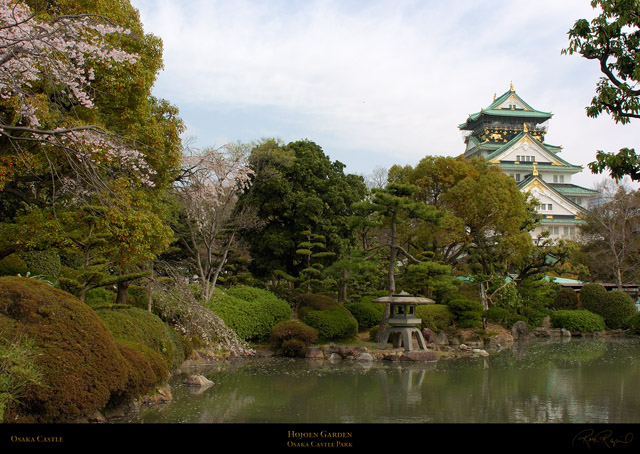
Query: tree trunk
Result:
<box><xmin>115</xmin><ymin>280</ymin><xmax>130</xmax><ymax>305</ymax></box>
<box><xmin>337</xmin><ymin>268</ymin><xmax>348</xmax><ymax>302</ymax></box>
<box><xmin>375</xmin><ymin>211</ymin><xmax>397</xmax><ymax>342</ymax></box>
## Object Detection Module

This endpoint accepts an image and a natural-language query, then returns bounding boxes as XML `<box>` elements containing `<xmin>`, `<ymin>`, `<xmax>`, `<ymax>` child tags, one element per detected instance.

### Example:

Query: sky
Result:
<box><xmin>129</xmin><ymin>0</ymin><xmax>639</xmax><ymax>189</ymax></box>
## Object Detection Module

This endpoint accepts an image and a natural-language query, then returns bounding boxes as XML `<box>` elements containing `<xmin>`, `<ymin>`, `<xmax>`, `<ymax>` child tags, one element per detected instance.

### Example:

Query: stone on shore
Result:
<box><xmin>184</xmin><ymin>375</ymin><xmax>214</xmax><ymax>387</ymax></box>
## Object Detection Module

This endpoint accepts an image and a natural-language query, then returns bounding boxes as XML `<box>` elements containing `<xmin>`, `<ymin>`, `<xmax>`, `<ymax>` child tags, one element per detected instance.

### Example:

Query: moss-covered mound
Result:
<box><xmin>95</xmin><ymin>305</ymin><xmax>190</xmax><ymax>372</ymax></box>
<box><xmin>0</xmin><ymin>277</ymin><xmax>130</xmax><ymax>422</ymax></box>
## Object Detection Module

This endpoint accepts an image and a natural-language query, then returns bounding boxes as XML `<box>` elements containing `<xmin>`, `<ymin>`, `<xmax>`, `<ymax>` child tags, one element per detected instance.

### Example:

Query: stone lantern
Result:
<box><xmin>373</xmin><ymin>291</ymin><xmax>434</xmax><ymax>352</ymax></box>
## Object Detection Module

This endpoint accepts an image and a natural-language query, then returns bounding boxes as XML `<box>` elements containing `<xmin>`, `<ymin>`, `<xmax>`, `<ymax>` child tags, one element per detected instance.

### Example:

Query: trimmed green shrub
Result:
<box><xmin>344</xmin><ymin>301</ymin><xmax>383</xmax><ymax>330</ymax></box>
<box><xmin>0</xmin><ymin>277</ymin><xmax>130</xmax><ymax>422</ymax></box>
<box><xmin>553</xmin><ymin>288</ymin><xmax>579</xmax><ymax>310</ymax></box>
<box><xmin>294</xmin><ymin>293</ymin><xmax>339</xmax><ymax>319</ymax></box>
<box><xmin>628</xmin><ymin>312</ymin><xmax>640</xmax><ymax>335</ymax></box>
<box><xmin>579</xmin><ymin>283</ymin><xmax>608</xmax><ymax>310</ymax></box>
<box><xmin>484</xmin><ymin>306</ymin><xmax>510</xmax><ymax>325</ymax></box>
<box><xmin>580</xmin><ymin>284</ymin><xmax>635</xmax><ymax>329</ymax></box>
<box><xmin>295</xmin><ymin>294</ymin><xmax>358</xmax><ymax>341</ymax></box>
<box><xmin>550</xmin><ymin>309</ymin><xmax>606</xmax><ymax>333</ymax></box>
<box><xmin>0</xmin><ymin>254</ymin><xmax>28</xmax><ymax>276</ymax></box>
<box><xmin>446</xmin><ymin>297</ymin><xmax>483</xmax><ymax>328</ymax></box>
<box><xmin>20</xmin><ymin>250</ymin><xmax>61</xmax><ymax>281</ymax></box>
<box><xmin>416</xmin><ymin>304</ymin><xmax>454</xmax><ymax>332</ymax></box>
<box><xmin>84</xmin><ymin>287</ymin><xmax>116</xmax><ymax>307</ymax></box>
<box><xmin>303</xmin><ymin>308</ymin><xmax>358</xmax><ymax>341</ymax></box>
<box><xmin>225</xmin><ymin>285</ymin><xmax>292</xmax><ymax>321</ymax></box>
<box><xmin>206</xmin><ymin>286</ymin><xmax>292</xmax><ymax>342</ymax></box>
<box><xmin>269</xmin><ymin>320</ymin><xmax>318</xmax><ymax>357</ymax></box>
<box><xmin>600</xmin><ymin>291</ymin><xmax>636</xmax><ymax>329</ymax></box>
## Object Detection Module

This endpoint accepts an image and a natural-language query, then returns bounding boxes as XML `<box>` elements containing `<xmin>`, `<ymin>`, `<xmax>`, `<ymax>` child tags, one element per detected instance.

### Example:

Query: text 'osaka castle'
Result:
<box><xmin>459</xmin><ymin>84</ymin><xmax>598</xmax><ymax>240</ymax></box>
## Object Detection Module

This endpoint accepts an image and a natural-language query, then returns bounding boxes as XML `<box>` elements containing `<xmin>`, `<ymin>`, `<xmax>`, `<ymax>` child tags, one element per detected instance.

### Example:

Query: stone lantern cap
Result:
<box><xmin>372</xmin><ymin>291</ymin><xmax>434</xmax><ymax>305</ymax></box>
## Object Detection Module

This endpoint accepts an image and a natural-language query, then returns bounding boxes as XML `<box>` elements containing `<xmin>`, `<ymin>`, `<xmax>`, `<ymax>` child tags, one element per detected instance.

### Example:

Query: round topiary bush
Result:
<box><xmin>304</xmin><ymin>308</ymin><xmax>358</xmax><ymax>341</ymax></box>
<box><xmin>579</xmin><ymin>283</ymin><xmax>608</xmax><ymax>311</ymax></box>
<box><xmin>344</xmin><ymin>301</ymin><xmax>383</xmax><ymax>330</ymax></box>
<box><xmin>295</xmin><ymin>294</ymin><xmax>358</xmax><ymax>341</ymax></box>
<box><xmin>550</xmin><ymin>309</ymin><xmax>606</xmax><ymax>333</ymax></box>
<box><xmin>416</xmin><ymin>304</ymin><xmax>454</xmax><ymax>332</ymax></box>
<box><xmin>599</xmin><ymin>290</ymin><xmax>636</xmax><ymax>329</ymax></box>
<box><xmin>445</xmin><ymin>297</ymin><xmax>484</xmax><ymax>328</ymax></box>
<box><xmin>0</xmin><ymin>276</ymin><xmax>130</xmax><ymax>422</ymax></box>
<box><xmin>553</xmin><ymin>287</ymin><xmax>579</xmax><ymax>310</ymax></box>
<box><xmin>269</xmin><ymin>320</ymin><xmax>318</xmax><ymax>357</ymax></box>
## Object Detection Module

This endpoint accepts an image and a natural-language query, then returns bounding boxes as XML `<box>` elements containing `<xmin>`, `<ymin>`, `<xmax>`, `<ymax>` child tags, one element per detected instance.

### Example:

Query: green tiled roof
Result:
<box><xmin>460</xmin><ymin>89</ymin><xmax>552</xmax><ymax>129</ymax></box>
<box><xmin>551</xmin><ymin>184</ymin><xmax>599</xmax><ymax>195</ymax></box>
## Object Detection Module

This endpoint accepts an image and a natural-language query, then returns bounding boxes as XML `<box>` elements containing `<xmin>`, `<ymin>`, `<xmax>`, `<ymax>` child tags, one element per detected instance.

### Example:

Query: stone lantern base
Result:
<box><xmin>379</xmin><ymin>326</ymin><xmax>427</xmax><ymax>352</ymax></box>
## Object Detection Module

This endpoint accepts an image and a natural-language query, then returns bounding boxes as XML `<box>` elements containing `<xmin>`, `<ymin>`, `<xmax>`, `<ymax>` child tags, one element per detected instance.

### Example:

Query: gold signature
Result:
<box><xmin>572</xmin><ymin>429</ymin><xmax>634</xmax><ymax>449</ymax></box>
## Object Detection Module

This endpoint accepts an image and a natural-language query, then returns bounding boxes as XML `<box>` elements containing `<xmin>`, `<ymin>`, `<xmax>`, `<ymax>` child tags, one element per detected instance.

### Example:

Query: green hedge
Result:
<box><xmin>550</xmin><ymin>309</ymin><xmax>606</xmax><ymax>333</ymax></box>
<box><xmin>416</xmin><ymin>304</ymin><xmax>454</xmax><ymax>332</ymax></box>
<box><xmin>206</xmin><ymin>286</ymin><xmax>292</xmax><ymax>342</ymax></box>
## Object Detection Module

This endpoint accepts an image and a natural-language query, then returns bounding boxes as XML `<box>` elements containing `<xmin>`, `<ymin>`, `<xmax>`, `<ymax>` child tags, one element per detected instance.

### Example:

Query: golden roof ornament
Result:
<box><xmin>493</xmin><ymin>93</ymin><xmax>497</xmax><ymax>101</ymax></box>
<box><xmin>532</xmin><ymin>164</ymin><xmax>538</xmax><ymax>176</ymax></box>
<box><xmin>510</xmin><ymin>81</ymin><xmax>514</xmax><ymax>91</ymax></box>
<box><xmin>523</xmin><ymin>122</ymin><xmax>528</xmax><ymax>132</ymax></box>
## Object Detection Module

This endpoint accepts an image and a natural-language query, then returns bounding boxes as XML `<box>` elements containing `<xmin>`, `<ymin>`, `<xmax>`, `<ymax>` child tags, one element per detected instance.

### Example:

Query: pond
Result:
<box><xmin>120</xmin><ymin>338</ymin><xmax>640</xmax><ymax>424</ymax></box>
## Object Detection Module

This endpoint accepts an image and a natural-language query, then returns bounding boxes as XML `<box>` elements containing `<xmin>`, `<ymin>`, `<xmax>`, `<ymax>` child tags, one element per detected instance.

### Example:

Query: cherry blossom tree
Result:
<box><xmin>0</xmin><ymin>0</ymin><xmax>155</xmax><ymax>192</ymax></box>
<box><xmin>174</xmin><ymin>143</ymin><xmax>256</xmax><ymax>302</ymax></box>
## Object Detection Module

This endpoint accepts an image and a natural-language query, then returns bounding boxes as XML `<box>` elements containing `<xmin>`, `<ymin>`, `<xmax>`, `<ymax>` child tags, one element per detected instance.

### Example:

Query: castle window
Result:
<box><xmin>548</xmin><ymin>203</ymin><xmax>553</xmax><ymax>210</ymax></box>
<box><xmin>515</xmin><ymin>173</ymin><xmax>521</xmax><ymax>181</ymax></box>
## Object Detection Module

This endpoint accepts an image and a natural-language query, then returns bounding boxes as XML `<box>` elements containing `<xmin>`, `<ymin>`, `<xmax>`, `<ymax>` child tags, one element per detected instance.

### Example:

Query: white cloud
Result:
<box><xmin>131</xmin><ymin>0</ymin><xmax>638</xmax><ymax>187</ymax></box>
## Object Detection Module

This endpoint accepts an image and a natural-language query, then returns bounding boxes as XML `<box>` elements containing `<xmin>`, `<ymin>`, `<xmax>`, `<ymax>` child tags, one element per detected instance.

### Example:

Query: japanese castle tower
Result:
<box><xmin>459</xmin><ymin>83</ymin><xmax>598</xmax><ymax>240</ymax></box>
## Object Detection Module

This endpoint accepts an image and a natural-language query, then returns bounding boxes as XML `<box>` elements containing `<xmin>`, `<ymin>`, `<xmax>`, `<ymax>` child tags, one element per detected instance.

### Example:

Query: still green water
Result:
<box><xmin>123</xmin><ymin>338</ymin><xmax>640</xmax><ymax>424</ymax></box>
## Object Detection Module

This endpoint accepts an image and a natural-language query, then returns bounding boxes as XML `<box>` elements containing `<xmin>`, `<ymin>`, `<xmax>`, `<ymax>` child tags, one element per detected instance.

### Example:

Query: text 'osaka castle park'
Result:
<box><xmin>459</xmin><ymin>83</ymin><xmax>598</xmax><ymax>240</ymax></box>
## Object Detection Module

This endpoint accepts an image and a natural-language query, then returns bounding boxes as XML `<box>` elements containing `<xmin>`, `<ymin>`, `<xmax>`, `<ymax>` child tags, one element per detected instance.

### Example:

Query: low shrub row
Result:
<box><xmin>550</xmin><ymin>310</ymin><xmax>606</xmax><ymax>333</ymax></box>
